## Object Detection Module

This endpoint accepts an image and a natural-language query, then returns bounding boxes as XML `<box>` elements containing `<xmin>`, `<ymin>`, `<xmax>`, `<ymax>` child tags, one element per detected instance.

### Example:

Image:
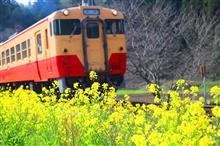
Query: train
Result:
<box><xmin>0</xmin><ymin>0</ymin><xmax>126</xmax><ymax>92</ymax></box>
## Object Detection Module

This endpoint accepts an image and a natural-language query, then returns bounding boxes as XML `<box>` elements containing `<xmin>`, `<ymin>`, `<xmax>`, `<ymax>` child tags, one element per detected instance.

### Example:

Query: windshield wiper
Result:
<box><xmin>69</xmin><ymin>24</ymin><xmax>78</xmax><ymax>38</ymax></box>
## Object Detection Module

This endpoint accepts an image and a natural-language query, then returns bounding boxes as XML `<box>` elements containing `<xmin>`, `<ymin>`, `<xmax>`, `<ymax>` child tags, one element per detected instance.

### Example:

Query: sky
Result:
<box><xmin>16</xmin><ymin>0</ymin><xmax>36</xmax><ymax>5</ymax></box>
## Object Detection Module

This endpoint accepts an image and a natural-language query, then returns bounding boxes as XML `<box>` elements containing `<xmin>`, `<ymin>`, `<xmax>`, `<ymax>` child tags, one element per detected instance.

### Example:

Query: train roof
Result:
<box><xmin>0</xmin><ymin>17</ymin><xmax>49</xmax><ymax>46</ymax></box>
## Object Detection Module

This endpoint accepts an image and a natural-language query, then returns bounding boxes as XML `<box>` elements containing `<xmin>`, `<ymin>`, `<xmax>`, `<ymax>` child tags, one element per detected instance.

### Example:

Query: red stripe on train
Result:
<box><xmin>0</xmin><ymin>53</ymin><xmax>126</xmax><ymax>83</ymax></box>
<box><xmin>109</xmin><ymin>53</ymin><xmax>126</xmax><ymax>74</ymax></box>
<box><xmin>0</xmin><ymin>55</ymin><xmax>85</xmax><ymax>83</ymax></box>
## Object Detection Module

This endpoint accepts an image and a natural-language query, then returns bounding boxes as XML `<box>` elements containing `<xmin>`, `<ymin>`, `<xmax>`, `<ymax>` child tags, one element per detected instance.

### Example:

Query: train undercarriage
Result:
<box><xmin>0</xmin><ymin>74</ymin><xmax>125</xmax><ymax>93</ymax></box>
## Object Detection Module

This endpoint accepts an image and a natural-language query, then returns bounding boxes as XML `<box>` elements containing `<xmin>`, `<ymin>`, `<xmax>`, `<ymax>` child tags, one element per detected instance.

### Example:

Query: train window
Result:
<box><xmin>37</xmin><ymin>34</ymin><xmax>42</xmax><ymax>54</ymax></box>
<box><xmin>105</xmin><ymin>19</ymin><xmax>125</xmax><ymax>34</ymax></box>
<box><xmin>27</xmin><ymin>39</ymin><xmax>31</xmax><ymax>57</ymax></box>
<box><xmin>45</xmin><ymin>29</ymin><xmax>48</xmax><ymax>49</ymax></box>
<box><xmin>53</xmin><ymin>19</ymin><xmax>81</xmax><ymax>35</ymax></box>
<box><xmin>22</xmin><ymin>41</ymin><xmax>27</xmax><ymax>59</ymax></box>
<box><xmin>50</xmin><ymin>22</ymin><xmax>52</xmax><ymax>36</ymax></box>
<box><xmin>16</xmin><ymin>44</ymin><xmax>21</xmax><ymax>61</ymax></box>
<box><xmin>2</xmin><ymin>52</ymin><xmax>5</xmax><ymax>65</ymax></box>
<box><xmin>53</xmin><ymin>20</ymin><xmax>60</xmax><ymax>35</ymax></box>
<box><xmin>87</xmin><ymin>23</ymin><xmax>99</xmax><ymax>38</ymax></box>
<box><xmin>6</xmin><ymin>49</ymin><xmax>10</xmax><ymax>64</ymax></box>
<box><xmin>10</xmin><ymin>47</ymin><xmax>15</xmax><ymax>62</ymax></box>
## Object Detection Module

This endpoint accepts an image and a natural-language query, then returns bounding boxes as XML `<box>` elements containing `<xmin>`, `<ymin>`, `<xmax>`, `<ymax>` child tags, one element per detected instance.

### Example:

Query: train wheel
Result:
<box><xmin>118</xmin><ymin>80</ymin><xmax>126</xmax><ymax>89</ymax></box>
<box><xmin>107</xmin><ymin>75</ymin><xmax>125</xmax><ymax>90</ymax></box>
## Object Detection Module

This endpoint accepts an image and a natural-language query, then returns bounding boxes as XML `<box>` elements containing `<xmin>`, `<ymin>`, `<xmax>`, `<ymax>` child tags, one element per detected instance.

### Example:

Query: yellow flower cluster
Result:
<box><xmin>210</xmin><ymin>86</ymin><xmax>220</xmax><ymax>104</ymax></box>
<box><xmin>147</xmin><ymin>84</ymin><xmax>159</xmax><ymax>94</ymax></box>
<box><xmin>0</xmin><ymin>77</ymin><xmax>219</xmax><ymax>145</ymax></box>
<box><xmin>89</xmin><ymin>71</ymin><xmax>98</xmax><ymax>81</ymax></box>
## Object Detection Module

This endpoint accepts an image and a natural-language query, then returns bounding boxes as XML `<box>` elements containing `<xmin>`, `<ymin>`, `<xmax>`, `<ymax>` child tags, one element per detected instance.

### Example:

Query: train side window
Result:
<box><xmin>16</xmin><ymin>44</ymin><xmax>21</xmax><ymax>61</ymax></box>
<box><xmin>27</xmin><ymin>39</ymin><xmax>31</xmax><ymax>57</ymax></box>
<box><xmin>45</xmin><ymin>29</ymin><xmax>48</xmax><ymax>49</ymax></box>
<box><xmin>37</xmin><ymin>34</ymin><xmax>42</xmax><ymax>54</ymax></box>
<box><xmin>6</xmin><ymin>49</ymin><xmax>10</xmax><ymax>64</ymax></box>
<box><xmin>50</xmin><ymin>22</ymin><xmax>52</xmax><ymax>36</ymax></box>
<box><xmin>22</xmin><ymin>41</ymin><xmax>27</xmax><ymax>59</ymax></box>
<box><xmin>105</xmin><ymin>19</ymin><xmax>125</xmax><ymax>34</ymax></box>
<box><xmin>87</xmin><ymin>23</ymin><xmax>99</xmax><ymax>38</ymax></box>
<box><xmin>10</xmin><ymin>47</ymin><xmax>15</xmax><ymax>62</ymax></box>
<box><xmin>2</xmin><ymin>52</ymin><xmax>5</xmax><ymax>65</ymax></box>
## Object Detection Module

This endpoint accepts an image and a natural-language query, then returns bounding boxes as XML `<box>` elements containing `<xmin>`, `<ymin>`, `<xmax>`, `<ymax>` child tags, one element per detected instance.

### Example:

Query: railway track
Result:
<box><xmin>116</xmin><ymin>94</ymin><xmax>218</xmax><ymax>115</ymax></box>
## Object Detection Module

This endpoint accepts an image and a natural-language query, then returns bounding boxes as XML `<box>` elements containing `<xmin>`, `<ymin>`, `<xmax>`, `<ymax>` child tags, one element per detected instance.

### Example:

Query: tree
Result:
<box><xmin>205</xmin><ymin>0</ymin><xmax>220</xmax><ymax>19</ymax></box>
<box><xmin>59</xmin><ymin>0</ymin><xmax>81</xmax><ymax>8</ymax></box>
<box><xmin>177</xmin><ymin>8</ymin><xmax>216</xmax><ymax>78</ymax></box>
<box><xmin>31</xmin><ymin>0</ymin><xmax>61</xmax><ymax>20</ymax></box>
<box><xmin>0</xmin><ymin>0</ymin><xmax>18</xmax><ymax>30</ymax></box>
<box><xmin>111</xmin><ymin>0</ymin><xmax>216</xmax><ymax>84</ymax></box>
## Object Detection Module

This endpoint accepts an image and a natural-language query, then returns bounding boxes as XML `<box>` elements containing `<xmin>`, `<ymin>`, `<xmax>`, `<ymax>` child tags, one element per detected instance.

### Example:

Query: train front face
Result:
<box><xmin>50</xmin><ymin>6</ymin><xmax>126</xmax><ymax>86</ymax></box>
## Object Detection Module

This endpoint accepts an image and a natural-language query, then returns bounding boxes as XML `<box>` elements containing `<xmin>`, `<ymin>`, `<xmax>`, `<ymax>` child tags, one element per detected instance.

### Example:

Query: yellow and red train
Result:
<box><xmin>0</xmin><ymin>1</ymin><xmax>126</xmax><ymax>92</ymax></box>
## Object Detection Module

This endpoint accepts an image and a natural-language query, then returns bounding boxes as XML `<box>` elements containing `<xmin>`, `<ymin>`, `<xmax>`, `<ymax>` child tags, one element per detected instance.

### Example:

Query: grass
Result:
<box><xmin>197</xmin><ymin>79</ymin><xmax>220</xmax><ymax>92</ymax></box>
<box><xmin>117</xmin><ymin>89</ymin><xmax>147</xmax><ymax>95</ymax></box>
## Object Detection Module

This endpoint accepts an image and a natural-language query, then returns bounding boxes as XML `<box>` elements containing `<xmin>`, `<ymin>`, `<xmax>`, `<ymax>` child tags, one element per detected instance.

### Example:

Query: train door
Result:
<box><xmin>35</xmin><ymin>31</ymin><xmax>43</xmax><ymax>80</ymax></box>
<box><xmin>85</xmin><ymin>21</ymin><xmax>105</xmax><ymax>72</ymax></box>
<box><xmin>44</xmin><ymin>29</ymin><xmax>52</xmax><ymax>73</ymax></box>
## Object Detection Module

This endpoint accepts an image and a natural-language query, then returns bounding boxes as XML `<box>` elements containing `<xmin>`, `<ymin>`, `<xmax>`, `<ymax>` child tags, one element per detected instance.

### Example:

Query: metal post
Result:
<box><xmin>29</xmin><ymin>82</ymin><xmax>34</xmax><ymax>90</ymax></box>
<box><xmin>203</xmin><ymin>76</ymin><xmax>207</xmax><ymax>105</ymax></box>
<box><xmin>200</xmin><ymin>64</ymin><xmax>207</xmax><ymax>105</ymax></box>
<box><xmin>58</xmin><ymin>78</ymin><xmax>67</xmax><ymax>93</ymax></box>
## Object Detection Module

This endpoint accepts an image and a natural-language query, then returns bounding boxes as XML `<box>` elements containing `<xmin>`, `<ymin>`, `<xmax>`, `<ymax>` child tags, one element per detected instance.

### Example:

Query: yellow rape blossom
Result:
<box><xmin>217</xmin><ymin>130</ymin><xmax>220</xmax><ymax>137</ymax></box>
<box><xmin>131</xmin><ymin>134</ymin><xmax>146</xmax><ymax>146</ymax></box>
<box><xmin>89</xmin><ymin>71</ymin><xmax>98</xmax><ymax>80</ymax></box>
<box><xmin>154</xmin><ymin>96</ymin><xmax>161</xmax><ymax>103</ymax></box>
<box><xmin>190</xmin><ymin>86</ymin><xmax>199</xmax><ymax>96</ymax></box>
<box><xmin>0</xmin><ymin>77</ymin><xmax>219</xmax><ymax>146</ymax></box>
<box><xmin>134</xmin><ymin>115</ymin><xmax>145</xmax><ymax>126</ymax></box>
<box><xmin>199</xmin><ymin>136</ymin><xmax>214</xmax><ymax>146</ymax></box>
<box><xmin>212</xmin><ymin>106</ymin><xmax>220</xmax><ymax>118</ymax></box>
<box><xmin>147</xmin><ymin>84</ymin><xmax>159</xmax><ymax>94</ymax></box>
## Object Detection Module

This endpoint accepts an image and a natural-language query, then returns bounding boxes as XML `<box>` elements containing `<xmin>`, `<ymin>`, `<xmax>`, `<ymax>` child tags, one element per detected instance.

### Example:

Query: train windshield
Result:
<box><xmin>105</xmin><ymin>19</ymin><xmax>124</xmax><ymax>34</ymax></box>
<box><xmin>53</xmin><ymin>19</ymin><xmax>81</xmax><ymax>35</ymax></box>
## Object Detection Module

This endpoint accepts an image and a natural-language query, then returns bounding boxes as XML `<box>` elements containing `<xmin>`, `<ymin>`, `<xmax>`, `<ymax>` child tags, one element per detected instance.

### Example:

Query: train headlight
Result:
<box><xmin>63</xmin><ymin>9</ymin><xmax>69</xmax><ymax>16</ymax></box>
<box><xmin>112</xmin><ymin>9</ymin><xmax>118</xmax><ymax>16</ymax></box>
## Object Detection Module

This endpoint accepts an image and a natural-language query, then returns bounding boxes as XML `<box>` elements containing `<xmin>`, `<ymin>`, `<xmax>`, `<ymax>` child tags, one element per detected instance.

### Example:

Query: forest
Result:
<box><xmin>1</xmin><ymin>0</ymin><xmax>220</xmax><ymax>85</ymax></box>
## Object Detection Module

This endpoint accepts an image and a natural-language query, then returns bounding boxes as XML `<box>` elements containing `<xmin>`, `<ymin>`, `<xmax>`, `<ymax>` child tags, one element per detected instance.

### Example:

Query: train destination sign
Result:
<box><xmin>83</xmin><ymin>9</ymin><xmax>100</xmax><ymax>15</ymax></box>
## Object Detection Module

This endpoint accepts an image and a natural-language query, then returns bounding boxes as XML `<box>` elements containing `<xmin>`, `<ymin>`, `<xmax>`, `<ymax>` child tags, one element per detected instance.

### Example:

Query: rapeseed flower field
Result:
<box><xmin>0</xmin><ymin>73</ymin><xmax>219</xmax><ymax>145</ymax></box>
